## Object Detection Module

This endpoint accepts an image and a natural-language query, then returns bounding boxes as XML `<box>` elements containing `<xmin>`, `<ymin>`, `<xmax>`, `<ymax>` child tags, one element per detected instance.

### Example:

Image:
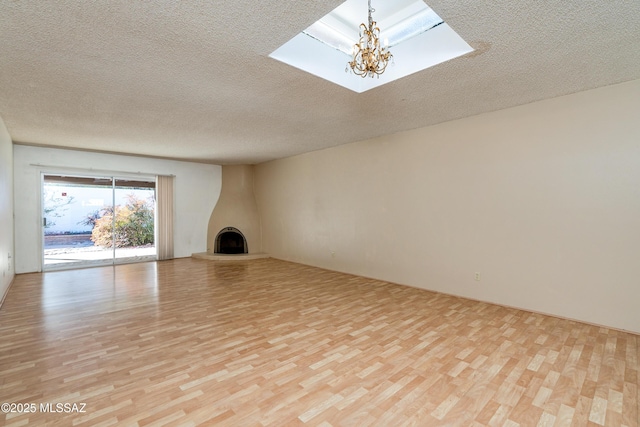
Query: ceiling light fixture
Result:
<box><xmin>346</xmin><ymin>0</ymin><xmax>393</xmax><ymax>78</ymax></box>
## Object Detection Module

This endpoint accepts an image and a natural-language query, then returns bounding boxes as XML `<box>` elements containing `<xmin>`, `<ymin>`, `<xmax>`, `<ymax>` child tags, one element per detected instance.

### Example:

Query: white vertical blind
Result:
<box><xmin>156</xmin><ymin>175</ymin><xmax>174</xmax><ymax>260</ymax></box>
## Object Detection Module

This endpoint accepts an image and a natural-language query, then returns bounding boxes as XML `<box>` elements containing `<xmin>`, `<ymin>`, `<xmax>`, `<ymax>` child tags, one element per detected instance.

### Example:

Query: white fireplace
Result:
<box><xmin>193</xmin><ymin>165</ymin><xmax>267</xmax><ymax>260</ymax></box>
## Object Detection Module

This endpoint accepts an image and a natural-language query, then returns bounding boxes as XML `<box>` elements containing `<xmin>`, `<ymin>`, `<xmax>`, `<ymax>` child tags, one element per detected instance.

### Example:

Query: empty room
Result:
<box><xmin>1</xmin><ymin>1</ymin><xmax>639</xmax><ymax>426</ymax></box>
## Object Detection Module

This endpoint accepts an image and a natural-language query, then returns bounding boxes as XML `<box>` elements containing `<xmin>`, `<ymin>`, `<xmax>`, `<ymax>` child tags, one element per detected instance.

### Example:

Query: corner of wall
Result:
<box><xmin>0</xmin><ymin>116</ymin><xmax>15</xmax><ymax>304</ymax></box>
<box><xmin>251</xmin><ymin>165</ymin><xmax>265</xmax><ymax>252</ymax></box>
<box><xmin>207</xmin><ymin>165</ymin><xmax>262</xmax><ymax>254</ymax></box>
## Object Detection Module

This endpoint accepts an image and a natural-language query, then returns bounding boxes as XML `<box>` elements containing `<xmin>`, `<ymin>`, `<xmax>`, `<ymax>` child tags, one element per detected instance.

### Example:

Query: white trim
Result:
<box><xmin>30</xmin><ymin>163</ymin><xmax>172</xmax><ymax>179</ymax></box>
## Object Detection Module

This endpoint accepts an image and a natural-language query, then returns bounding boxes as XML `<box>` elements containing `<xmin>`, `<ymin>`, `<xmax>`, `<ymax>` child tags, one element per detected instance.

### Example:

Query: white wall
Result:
<box><xmin>14</xmin><ymin>145</ymin><xmax>221</xmax><ymax>273</ymax></box>
<box><xmin>255</xmin><ymin>79</ymin><xmax>640</xmax><ymax>334</ymax></box>
<box><xmin>0</xmin><ymin>117</ymin><xmax>14</xmax><ymax>302</ymax></box>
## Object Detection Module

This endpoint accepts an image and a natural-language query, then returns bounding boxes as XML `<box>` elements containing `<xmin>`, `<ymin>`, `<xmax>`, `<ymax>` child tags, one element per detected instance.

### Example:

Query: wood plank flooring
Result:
<box><xmin>0</xmin><ymin>258</ymin><xmax>637</xmax><ymax>426</ymax></box>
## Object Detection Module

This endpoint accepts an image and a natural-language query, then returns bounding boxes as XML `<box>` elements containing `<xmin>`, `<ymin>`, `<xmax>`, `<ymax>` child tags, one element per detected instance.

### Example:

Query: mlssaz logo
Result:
<box><xmin>39</xmin><ymin>403</ymin><xmax>87</xmax><ymax>413</ymax></box>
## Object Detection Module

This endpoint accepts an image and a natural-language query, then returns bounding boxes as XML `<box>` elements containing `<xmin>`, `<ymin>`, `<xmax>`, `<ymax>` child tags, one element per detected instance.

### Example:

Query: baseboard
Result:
<box><xmin>0</xmin><ymin>273</ymin><xmax>16</xmax><ymax>309</ymax></box>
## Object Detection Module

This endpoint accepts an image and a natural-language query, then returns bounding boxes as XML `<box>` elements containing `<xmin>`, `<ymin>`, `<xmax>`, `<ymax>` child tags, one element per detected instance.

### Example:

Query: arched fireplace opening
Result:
<box><xmin>214</xmin><ymin>227</ymin><xmax>248</xmax><ymax>254</ymax></box>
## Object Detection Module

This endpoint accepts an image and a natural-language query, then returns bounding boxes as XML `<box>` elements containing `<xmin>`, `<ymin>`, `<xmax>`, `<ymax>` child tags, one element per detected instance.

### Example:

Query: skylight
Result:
<box><xmin>269</xmin><ymin>0</ymin><xmax>473</xmax><ymax>93</ymax></box>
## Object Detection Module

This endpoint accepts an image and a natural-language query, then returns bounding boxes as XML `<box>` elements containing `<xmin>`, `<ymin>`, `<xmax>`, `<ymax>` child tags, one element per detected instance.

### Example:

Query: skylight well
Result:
<box><xmin>269</xmin><ymin>0</ymin><xmax>473</xmax><ymax>93</ymax></box>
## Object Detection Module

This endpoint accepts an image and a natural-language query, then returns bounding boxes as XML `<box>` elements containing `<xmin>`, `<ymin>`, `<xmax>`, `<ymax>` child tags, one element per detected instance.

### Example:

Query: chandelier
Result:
<box><xmin>346</xmin><ymin>0</ymin><xmax>393</xmax><ymax>78</ymax></box>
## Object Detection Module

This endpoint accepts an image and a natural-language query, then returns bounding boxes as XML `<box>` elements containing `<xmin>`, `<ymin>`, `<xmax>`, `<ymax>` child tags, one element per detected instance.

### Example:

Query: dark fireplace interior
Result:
<box><xmin>215</xmin><ymin>227</ymin><xmax>248</xmax><ymax>254</ymax></box>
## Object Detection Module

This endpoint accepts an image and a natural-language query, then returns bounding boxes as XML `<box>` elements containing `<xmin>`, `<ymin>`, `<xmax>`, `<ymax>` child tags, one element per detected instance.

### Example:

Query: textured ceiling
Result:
<box><xmin>1</xmin><ymin>1</ymin><xmax>639</xmax><ymax>164</ymax></box>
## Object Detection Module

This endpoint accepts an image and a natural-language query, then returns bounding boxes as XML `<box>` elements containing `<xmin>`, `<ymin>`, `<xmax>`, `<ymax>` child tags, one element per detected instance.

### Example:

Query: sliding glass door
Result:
<box><xmin>42</xmin><ymin>174</ymin><xmax>157</xmax><ymax>270</ymax></box>
<box><xmin>113</xmin><ymin>179</ymin><xmax>157</xmax><ymax>262</ymax></box>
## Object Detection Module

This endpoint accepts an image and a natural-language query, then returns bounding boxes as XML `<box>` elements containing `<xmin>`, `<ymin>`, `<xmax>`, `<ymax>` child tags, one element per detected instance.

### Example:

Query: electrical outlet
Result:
<box><xmin>474</xmin><ymin>272</ymin><xmax>481</xmax><ymax>281</ymax></box>
<box><xmin>331</xmin><ymin>251</ymin><xmax>336</xmax><ymax>258</ymax></box>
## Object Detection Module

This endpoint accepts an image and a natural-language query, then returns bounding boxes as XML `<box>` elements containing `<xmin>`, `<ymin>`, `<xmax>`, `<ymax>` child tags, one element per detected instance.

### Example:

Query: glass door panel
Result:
<box><xmin>113</xmin><ymin>179</ymin><xmax>157</xmax><ymax>263</ymax></box>
<box><xmin>43</xmin><ymin>175</ymin><xmax>114</xmax><ymax>269</ymax></box>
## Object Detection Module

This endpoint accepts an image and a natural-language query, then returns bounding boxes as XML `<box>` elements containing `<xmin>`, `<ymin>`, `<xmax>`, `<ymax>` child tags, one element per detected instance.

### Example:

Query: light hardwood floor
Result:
<box><xmin>0</xmin><ymin>258</ymin><xmax>637</xmax><ymax>426</ymax></box>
